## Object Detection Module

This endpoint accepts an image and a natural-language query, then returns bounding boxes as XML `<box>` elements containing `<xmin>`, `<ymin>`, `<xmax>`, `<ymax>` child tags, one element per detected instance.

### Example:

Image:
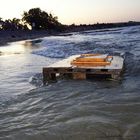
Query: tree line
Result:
<box><xmin>0</xmin><ymin>8</ymin><xmax>63</xmax><ymax>31</ymax></box>
<box><xmin>0</xmin><ymin>7</ymin><xmax>140</xmax><ymax>32</ymax></box>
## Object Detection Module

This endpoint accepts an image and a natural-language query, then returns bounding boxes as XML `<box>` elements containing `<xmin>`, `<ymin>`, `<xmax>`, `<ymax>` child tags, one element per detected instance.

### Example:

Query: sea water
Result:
<box><xmin>0</xmin><ymin>26</ymin><xmax>140</xmax><ymax>140</ymax></box>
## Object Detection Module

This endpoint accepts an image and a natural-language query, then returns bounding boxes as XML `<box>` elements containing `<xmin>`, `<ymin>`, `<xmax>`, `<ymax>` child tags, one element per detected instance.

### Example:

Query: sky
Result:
<box><xmin>0</xmin><ymin>0</ymin><xmax>140</xmax><ymax>25</ymax></box>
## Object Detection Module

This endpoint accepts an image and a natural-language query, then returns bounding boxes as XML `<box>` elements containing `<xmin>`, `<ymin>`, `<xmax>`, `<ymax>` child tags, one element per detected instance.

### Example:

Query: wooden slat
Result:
<box><xmin>43</xmin><ymin>55</ymin><xmax>124</xmax><ymax>84</ymax></box>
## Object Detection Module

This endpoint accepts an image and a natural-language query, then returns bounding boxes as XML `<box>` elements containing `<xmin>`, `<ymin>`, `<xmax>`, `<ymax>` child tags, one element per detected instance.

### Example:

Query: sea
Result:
<box><xmin>0</xmin><ymin>26</ymin><xmax>140</xmax><ymax>140</ymax></box>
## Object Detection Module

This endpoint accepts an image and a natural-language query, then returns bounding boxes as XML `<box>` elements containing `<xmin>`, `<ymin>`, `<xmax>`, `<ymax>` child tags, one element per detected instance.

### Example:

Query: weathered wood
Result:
<box><xmin>73</xmin><ymin>72</ymin><xmax>86</xmax><ymax>80</ymax></box>
<box><xmin>43</xmin><ymin>55</ymin><xmax>124</xmax><ymax>84</ymax></box>
<box><xmin>43</xmin><ymin>68</ymin><xmax>57</xmax><ymax>84</ymax></box>
<box><xmin>43</xmin><ymin>68</ymin><xmax>49</xmax><ymax>85</ymax></box>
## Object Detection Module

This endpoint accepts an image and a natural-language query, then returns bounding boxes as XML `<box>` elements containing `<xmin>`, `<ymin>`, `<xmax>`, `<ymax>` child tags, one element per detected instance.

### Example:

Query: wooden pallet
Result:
<box><xmin>43</xmin><ymin>55</ymin><xmax>124</xmax><ymax>84</ymax></box>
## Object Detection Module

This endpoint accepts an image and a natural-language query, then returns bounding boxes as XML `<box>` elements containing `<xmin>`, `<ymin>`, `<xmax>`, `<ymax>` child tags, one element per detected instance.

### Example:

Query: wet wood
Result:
<box><xmin>43</xmin><ymin>55</ymin><xmax>124</xmax><ymax>85</ymax></box>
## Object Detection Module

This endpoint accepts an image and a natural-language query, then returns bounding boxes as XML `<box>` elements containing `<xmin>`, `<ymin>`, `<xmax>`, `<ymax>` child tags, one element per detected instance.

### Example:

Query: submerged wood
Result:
<box><xmin>43</xmin><ymin>54</ymin><xmax>124</xmax><ymax>85</ymax></box>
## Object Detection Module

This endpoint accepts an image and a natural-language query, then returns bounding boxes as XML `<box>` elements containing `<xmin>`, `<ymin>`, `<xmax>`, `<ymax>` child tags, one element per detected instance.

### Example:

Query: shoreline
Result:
<box><xmin>0</xmin><ymin>24</ymin><xmax>140</xmax><ymax>46</ymax></box>
<box><xmin>0</xmin><ymin>30</ymin><xmax>58</xmax><ymax>46</ymax></box>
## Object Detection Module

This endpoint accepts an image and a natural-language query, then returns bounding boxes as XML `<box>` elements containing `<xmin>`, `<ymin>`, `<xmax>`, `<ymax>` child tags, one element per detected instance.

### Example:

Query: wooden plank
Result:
<box><xmin>73</xmin><ymin>72</ymin><xmax>86</xmax><ymax>80</ymax></box>
<box><xmin>43</xmin><ymin>54</ymin><xmax>124</xmax><ymax>84</ymax></box>
<box><xmin>46</xmin><ymin>55</ymin><xmax>124</xmax><ymax>70</ymax></box>
<box><xmin>43</xmin><ymin>68</ymin><xmax>57</xmax><ymax>84</ymax></box>
<box><xmin>71</xmin><ymin>61</ymin><xmax>111</xmax><ymax>67</ymax></box>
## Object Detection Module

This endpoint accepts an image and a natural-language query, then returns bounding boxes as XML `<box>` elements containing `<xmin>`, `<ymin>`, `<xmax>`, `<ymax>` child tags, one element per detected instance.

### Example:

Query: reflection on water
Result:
<box><xmin>0</xmin><ymin>43</ymin><xmax>25</xmax><ymax>55</ymax></box>
<box><xmin>0</xmin><ymin>26</ymin><xmax>140</xmax><ymax>140</ymax></box>
<box><xmin>0</xmin><ymin>39</ymin><xmax>42</xmax><ymax>56</ymax></box>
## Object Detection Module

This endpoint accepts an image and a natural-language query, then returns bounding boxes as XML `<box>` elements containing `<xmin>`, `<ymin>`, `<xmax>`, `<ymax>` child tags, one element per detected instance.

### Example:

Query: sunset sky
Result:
<box><xmin>0</xmin><ymin>0</ymin><xmax>140</xmax><ymax>25</ymax></box>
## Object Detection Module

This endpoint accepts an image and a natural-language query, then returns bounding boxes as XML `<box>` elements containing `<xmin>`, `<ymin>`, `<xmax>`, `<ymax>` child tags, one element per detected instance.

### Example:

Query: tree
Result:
<box><xmin>0</xmin><ymin>17</ymin><xmax>2</xmax><ymax>22</ymax></box>
<box><xmin>0</xmin><ymin>17</ymin><xmax>3</xmax><ymax>30</ymax></box>
<box><xmin>2</xmin><ymin>18</ymin><xmax>26</xmax><ymax>30</ymax></box>
<box><xmin>2</xmin><ymin>19</ymin><xmax>13</xmax><ymax>30</ymax></box>
<box><xmin>22</xmin><ymin>8</ymin><xmax>61</xmax><ymax>30</ymax></box>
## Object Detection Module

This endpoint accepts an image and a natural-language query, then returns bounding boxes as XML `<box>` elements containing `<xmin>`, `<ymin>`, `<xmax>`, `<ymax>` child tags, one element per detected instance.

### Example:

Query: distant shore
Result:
<box><xmin>0</xmin><ymin>22</ymin><xmax>140</xmax><ymax>46</ymax></box>
<box><xmin>0</xmin><ymin>30</ymin><xmax>58</xmax><ymax>46</ymax></box>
